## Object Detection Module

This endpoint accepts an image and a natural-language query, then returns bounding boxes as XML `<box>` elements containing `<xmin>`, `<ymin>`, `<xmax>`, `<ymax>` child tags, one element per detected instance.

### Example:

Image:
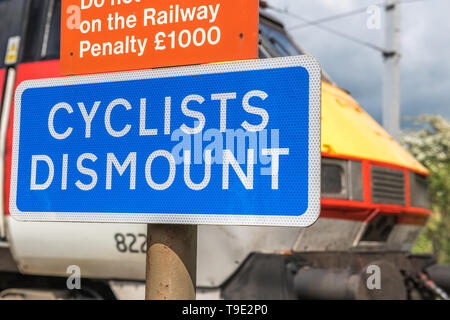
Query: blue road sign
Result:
<box><xmin>10</xmin><ymin>56</ymin><xmax>321</xmax><ymax>226</ymax></box>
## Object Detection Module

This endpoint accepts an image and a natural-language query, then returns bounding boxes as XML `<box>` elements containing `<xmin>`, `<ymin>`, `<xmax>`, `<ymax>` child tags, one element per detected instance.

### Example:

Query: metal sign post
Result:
<box><xmin>146</xmin><ymin>224</ymin><xmax>197</xmax><ymax>300</ymax></box>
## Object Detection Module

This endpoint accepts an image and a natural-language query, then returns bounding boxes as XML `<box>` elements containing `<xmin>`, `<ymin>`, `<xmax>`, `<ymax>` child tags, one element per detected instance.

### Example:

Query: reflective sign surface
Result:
<box><xmin>11</xmin><ymin>56</ymin><xmax>321</xmax><ymax>226</ymax></box>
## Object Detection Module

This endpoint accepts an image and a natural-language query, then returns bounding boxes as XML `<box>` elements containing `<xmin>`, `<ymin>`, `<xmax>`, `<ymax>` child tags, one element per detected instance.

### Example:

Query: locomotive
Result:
<box><xmin>0</xmin><ymin>0</ymin><xmax>446</xmax><ymax>299</ymax></box>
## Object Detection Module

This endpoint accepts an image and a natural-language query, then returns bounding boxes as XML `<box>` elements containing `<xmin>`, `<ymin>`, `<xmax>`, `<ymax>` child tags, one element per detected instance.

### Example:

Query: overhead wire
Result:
<box><xmin>286</xmin><ymin>0</ymin><xmax>432</xmax><ymax>31</ymax></box>
<box><xmin>265</xmin><ymin>3</ymin><xmax>387</xmax><ymax>53</ymax></box>
<box><xmin>263</xmin><ymin>0</ymin><xmax>436</xmax><ymax>53</ymax></box>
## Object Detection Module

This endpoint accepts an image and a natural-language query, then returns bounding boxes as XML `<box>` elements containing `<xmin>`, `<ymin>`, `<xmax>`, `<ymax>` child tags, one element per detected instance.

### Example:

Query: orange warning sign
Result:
<box><xmin>61</xmin><ymin>0</ymin><xmax>259</xmax><ymax>75</ymax></box>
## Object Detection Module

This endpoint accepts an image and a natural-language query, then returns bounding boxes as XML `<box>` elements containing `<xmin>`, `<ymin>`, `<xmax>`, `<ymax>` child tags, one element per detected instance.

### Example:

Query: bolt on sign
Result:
<box><xmin>10</xmin><ymin>56</ymin><xmax>321</xmax><ymax>226</ymax></box>
<box><xmin>60</xmin><ymin>0</ymin><xmax>259</xmax><ymax>75</ymax></box>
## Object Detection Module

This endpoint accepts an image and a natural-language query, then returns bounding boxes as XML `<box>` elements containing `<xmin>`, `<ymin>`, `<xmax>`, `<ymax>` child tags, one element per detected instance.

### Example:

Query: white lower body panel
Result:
<box><xmin>6</xmin><ymin>216</ymin><xmax>424</xmax><ymax>290</ymax></box>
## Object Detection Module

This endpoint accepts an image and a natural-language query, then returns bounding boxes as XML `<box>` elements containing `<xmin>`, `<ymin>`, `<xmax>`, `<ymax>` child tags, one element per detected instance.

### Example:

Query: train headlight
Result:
<box><xmin>321</xmin><ymin>158</ymin><xmax>363</xmax><ymax>201</ymax></box>
<box><xmin>409</xmin><ymin>172</ymin><xmax>430</xmax><ymax>209</ymax></box>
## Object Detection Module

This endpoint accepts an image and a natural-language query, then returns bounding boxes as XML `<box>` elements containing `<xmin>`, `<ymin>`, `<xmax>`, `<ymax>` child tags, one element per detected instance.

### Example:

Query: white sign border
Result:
<box><xmin>10</xmin><ymin>55</ymin><xmax>321</xmax><ymax>227</ymax></box>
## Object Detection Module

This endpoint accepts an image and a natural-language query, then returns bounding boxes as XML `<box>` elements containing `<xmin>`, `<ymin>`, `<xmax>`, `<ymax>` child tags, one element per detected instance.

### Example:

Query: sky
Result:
<box><xmin>265</xmin><ymin>0</ymin><xmax>450</xmax><ymax>128</ymax></box>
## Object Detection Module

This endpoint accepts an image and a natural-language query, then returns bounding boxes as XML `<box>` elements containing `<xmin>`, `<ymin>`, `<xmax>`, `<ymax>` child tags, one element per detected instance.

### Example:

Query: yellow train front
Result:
<box><xmin>215</xmin><ymin>13</ymin><xmax>438</xmax><ymax>300</ymax></box>
<box><xmin>0</xmin><ymin>0</ymin><xmax>446</xmax><ymax>300</ymax></box>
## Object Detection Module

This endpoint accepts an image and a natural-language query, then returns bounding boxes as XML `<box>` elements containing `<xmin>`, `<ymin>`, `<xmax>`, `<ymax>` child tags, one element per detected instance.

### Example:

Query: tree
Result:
<box><xmin>403</xmin><ymin>115</ymin><xmax>450</xmax><ymax>264</ymax></box>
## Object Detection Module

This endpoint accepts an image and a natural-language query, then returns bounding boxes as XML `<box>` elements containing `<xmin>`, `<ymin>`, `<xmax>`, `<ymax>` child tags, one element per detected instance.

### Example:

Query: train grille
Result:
<box><xmin>371</xmin><ymin>166</ymin><xmax>405</xmax><ymax>206</ymax></box>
